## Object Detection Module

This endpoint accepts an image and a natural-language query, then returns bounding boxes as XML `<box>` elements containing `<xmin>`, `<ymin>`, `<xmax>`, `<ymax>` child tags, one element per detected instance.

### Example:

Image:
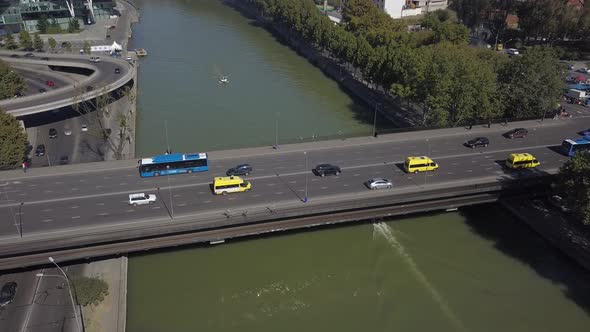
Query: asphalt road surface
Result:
<box><xmin>1</xmin><ymin>118</ymin><xmax>589</xmax><ymax>241</ymax></box>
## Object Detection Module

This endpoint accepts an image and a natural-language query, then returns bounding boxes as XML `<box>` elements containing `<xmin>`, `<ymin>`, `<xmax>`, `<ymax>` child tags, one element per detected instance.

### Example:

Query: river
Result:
<box><xmin>130</xmin><ymin>0</ymin><xmax>372</xmax><ymax>156</ymax></box>
<box><xmin>126</xmin><ymin>1</ymin><xmax>590</xmax><ymax>331</ymax></box>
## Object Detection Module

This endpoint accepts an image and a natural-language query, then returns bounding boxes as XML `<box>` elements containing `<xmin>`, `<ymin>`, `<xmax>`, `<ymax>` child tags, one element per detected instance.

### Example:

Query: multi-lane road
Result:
<box><xmin>1</xmin><ymin>117</ymin><xmax>588</xmax><ymax>247</ymax></box>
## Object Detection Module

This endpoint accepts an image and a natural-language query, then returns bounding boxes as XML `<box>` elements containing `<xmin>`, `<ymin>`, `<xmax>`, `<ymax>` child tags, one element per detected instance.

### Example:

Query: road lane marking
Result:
<box><xmin>72</xmin><ymin>216</ymin><xmax>80</xmax><ymax>219</ymax></box>
<box><xmin>42</xmin><ymin>219</ymin><xmax>52</xmax><ymax>222</ymax></box>
<box><xmin>70</xmin><ymin>206</ymin><xmax>79</xmax><ymax>209</ymax></box>
<box><xmin>96</xmin><ymin>203</ymin><xmax>104</xmax><ymax>206</ymax></box>
<box><xmin>203</xmin><ymin>200</ymin><xmax>212</xmax><ymax>203</ymax></box>
<box><xmin>275</xmin><ymin>192</ymin><xmax>283</xmax><ymax>195</ymax></box>
<box><xmin>98</xmin><ymin>213</ymin><xmax>109</xmax><ymax>216</ymax></box>
<box><xmin>42</xmin><ymin>209</ymin><xmax>53</xmax><ymax>212</ymax></box>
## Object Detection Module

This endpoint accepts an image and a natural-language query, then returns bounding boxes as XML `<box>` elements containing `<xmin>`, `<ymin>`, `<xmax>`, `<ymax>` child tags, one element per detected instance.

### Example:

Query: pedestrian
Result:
<box><xmin>22</xmin><ymin>161</ymin><xmax>27</xmax><ymax>173</ymax></box>
<box><xmin>503</xmin><ymin>118</ymin><xmax>508</xmax><ymax>126</ymax></box>
<box><xmin>468</xmin><ymin>123</ymin><xmax>473</xmax><ymax>130</ymax></box>
<box><xmin>487</xmin><ymin>120</ymin><xmax>492</xmax><ymax>128</ymax></box>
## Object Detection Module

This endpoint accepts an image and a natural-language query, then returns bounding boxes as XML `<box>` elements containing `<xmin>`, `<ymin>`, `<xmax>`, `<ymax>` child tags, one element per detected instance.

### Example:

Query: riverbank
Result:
<box><xmin>222</xmin><ymin>0</ymin><xmax>420</xmax><ymax>128</ymax></box>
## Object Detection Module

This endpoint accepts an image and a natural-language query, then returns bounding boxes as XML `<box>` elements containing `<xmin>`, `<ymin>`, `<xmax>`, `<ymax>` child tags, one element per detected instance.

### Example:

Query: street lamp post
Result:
<box><xmin>166</xmin><ymin>165</ymin><xmax>174</xmax><ymax>219</ymax></box>
<box><xmin>372</xmin><ymin>103</ymin><xmax>379</xmax><ymax>138</ymax></box>
<box><xmin>43</xmin><ymin>257</ymin><xmax>83</xmax><ymax>332</ymax></box>
<box><xmin>274</xmin><ymin>112</ymin><xmax>280</xmax><ymax>149</ymax></box>
<box><xmin>18</xmin><ymin>202</ymin><xmax>23</xmax><ymax>238</ymax></box>
<box><xmin>304</xmin><ymin>152</ymin><xmax>308</xmax><ymax>203</ymax></box>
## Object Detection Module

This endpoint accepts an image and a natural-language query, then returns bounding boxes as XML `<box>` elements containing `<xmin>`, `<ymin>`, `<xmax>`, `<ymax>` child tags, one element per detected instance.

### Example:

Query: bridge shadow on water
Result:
<box><xmin>460</xmin><ymin>201</ymin><xmax>590</xmax><ymax>315</ymax></box>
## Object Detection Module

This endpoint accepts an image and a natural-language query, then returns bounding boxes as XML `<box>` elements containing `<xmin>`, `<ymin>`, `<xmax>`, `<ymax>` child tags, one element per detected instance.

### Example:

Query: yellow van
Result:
<box><xmin>505</xmin><ymin>153</ymin><xmax>540</xmax><ymax>169</ymax></box>
<box><xmin>213</xmin><ymin>176</ymin><xmax>251</xmax><ymax>195</ymax></box>
<box><xmin>404</xmin><ymin>156</ymin><xmax>439</xmax><ymax>174</ymax></box>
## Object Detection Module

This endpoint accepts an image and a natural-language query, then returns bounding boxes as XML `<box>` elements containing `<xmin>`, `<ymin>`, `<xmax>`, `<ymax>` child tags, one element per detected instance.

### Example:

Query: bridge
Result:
<box><xmin>0</xmin><ymin>117</ymin><xmax>585</xmax><ymax>270</ymax></box>
<box><xmin>0</xmin><ymin>50</ymin><xmax>135</xmax><ymax>117</ymax></box>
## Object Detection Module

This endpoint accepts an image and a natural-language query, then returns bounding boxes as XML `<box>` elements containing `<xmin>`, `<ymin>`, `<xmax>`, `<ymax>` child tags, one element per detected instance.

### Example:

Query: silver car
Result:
<box><xmin>366</xmin><ymin>178</ymin><xmax>392</xmax><ymax>190</ymax></box>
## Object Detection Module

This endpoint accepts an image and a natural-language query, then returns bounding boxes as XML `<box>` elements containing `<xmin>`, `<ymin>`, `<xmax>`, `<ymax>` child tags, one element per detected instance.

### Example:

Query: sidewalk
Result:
<box><xmin>81</xmin><ymin>257</ymin><xmax>128</xmax><ymax>332</ymax></box>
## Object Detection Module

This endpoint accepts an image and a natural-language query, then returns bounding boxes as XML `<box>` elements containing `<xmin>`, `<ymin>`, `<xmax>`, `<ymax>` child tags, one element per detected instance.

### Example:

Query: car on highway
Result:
<box><xmin>41</xmin><ymin>56</ymin><xmax>50</xmax><ymax>61</ymax></box>
<box><xmin>59</xmin><ymin>155</ymin><xmax>69</xmax><ymax>165</ymax></box>
<box><xmin>86</xmin><ymin>85</ymin><xmax>94</xmax><ymax>92</ymax></box>
<box><xmin>505</xmin><ymin>153</ymin><xmax>540</xmax><ymax>169</ymax></box>
<box><xmin>10</xmin><ymin>54</ymin><xmax>20</xmax><ymax>58</ymax></box>
<box><xmin>35</xmin><ymin>144</ymin><xmax>46</xmax><ymax>157</ymax></box>
<box><xmin>64</xmin><ymin>128</ymin><xmax>72</xmax><ymax>136</ymax></box>
<box><xmin>313</xmin><ymin>164</ymin><xmax>341</xmax><ymax>177</ymax></box>
<box><xmin>49</xmin><ymin>128</ymin><xmax>57</xmax><ymax>139</ymax></box>
<box><xmin>504</xmin><ymin>128</ymin><xmax>528</xmax><ymax>139</ymax></box>
<box><xmin>365</xmin><ymin>178</ymin><xmax>392</xmax><ymax>190</ymax></box>
<box><xmin>465</xmin><ymin>137</ymin><xmax>489</xmax><ymax>148</ymax></box>
<box><xmin>46</xmin><ymin>80</ymin><xmax>55</xmax><ymax>87</ymax></box>
<box><xmin>114</xmin><ymin>68</ymin><xmax>121</xmax><ymax>74</ymax></box>
<box><xmin>128</xmin><ymin>193</ymin><xmax>157</xmax><ymax>206</ymax></box>
<box><xmin>226</xmin><ymin>164</ymin><xmax>252</xmax><ymax>176</ymax></box>
<box><xmin>81</xmin><ymin>124</ymin><xmax>88</xmax><ymax>132</ymax></box>
<box><xmin>24</xmin><ymin>52</ymin><xmax>34</xmax><ymax>57</ymax></box>
<box><xmin>0</xmin><ymin>282</ymin><xmax>17</xmax><ymax>306</ymax></box>
<box><xmin>39</xmin><ymin>87</ymin><xmax>48</xmax><ymax>93</ymax></box>
<box><xmin>89</xmin><ymin>56</ymin><xmax>101</xmax><ymax>63</ymax></box>
<box><xmin>404</xmin><ymin>156</ymin><xmax>439</xmax><ymax>174</ymax></box>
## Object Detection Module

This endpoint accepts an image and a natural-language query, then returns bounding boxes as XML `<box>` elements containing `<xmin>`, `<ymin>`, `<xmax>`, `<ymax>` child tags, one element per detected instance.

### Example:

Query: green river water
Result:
<box><xmin>126</xmin><ymin>1</ymin><xmax>590</xmax><ymax>331</ymax></box>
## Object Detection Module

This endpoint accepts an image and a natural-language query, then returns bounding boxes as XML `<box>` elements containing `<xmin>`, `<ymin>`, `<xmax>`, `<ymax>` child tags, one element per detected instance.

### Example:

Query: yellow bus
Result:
<box><xmin>505</xmin><ymin>153</ymin><xmax>540</xmax><ymax>169</ymax></box>
<box><xmin>213</xmin><ymin>176</ymin><xmax>251</xmax><ymax>195</ymax></box>
<box><xmin>404</xmin><ymin>156</ymin><xmax>439</xmax><ymax>174</ymax></box>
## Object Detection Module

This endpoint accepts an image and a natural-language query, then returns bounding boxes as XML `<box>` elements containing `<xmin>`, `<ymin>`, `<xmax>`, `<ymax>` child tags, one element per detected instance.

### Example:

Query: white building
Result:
<box><xmin>373</xmin><ymin>0</ymin><xmax>448</xmax><ymax>19</ymax></box>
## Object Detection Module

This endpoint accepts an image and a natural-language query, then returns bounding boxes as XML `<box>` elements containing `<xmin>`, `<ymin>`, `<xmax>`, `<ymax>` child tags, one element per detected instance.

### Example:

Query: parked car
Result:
<box><xmin>506</xmin><ymin>48</ymin><xmax>519</xmax><ymax>56</ymax></box>
<box><xmin>313</xmin><ymin>164</ymin><xmax>341</xmax><ymax>177</ymax></box>
<box><xmin>59</xmin><ymin>155</ymin><xmax>69</xmax><ymax>165</ymax></box>
<box><xmin>24</xmin><ymin>52</ymin><xmax>34</xmax><ymax>57</ymax></box>
<box><xmin>226</xmin><ymin>164</ymin><xmax>253</xmax><ymax>176</ymax></box>
<box><xmin>465</xmin><ymin>137</ymin><xmax>489</xmax><ymax>148</ymax></box>
<box><xmin>365</xmin><ymin>178</ymin><xmax>392</xmax><ymax>190</ymax></box>
<box><xmin>577</xmin><ymin>67</ymin><xmax>589</xmax><ymax>74</ymax></box>
<box><xmin>128</xmin><ymin>193</ymin><xmax>157</xmax><ymax>206</ymax></box>
<box><xmin>0</xmin><ymin>282</ymin><xmax>17</xmax><ymax>307</ymax></box>
<box><xmin>504</xmin><ymin>128</ymin><xmax>528</xmax><ymax>139</ymax></box>
<box><xmin>35</xmin><ymin>144</ymin><xmax>46</xmax><ymax>157</ymax></box>
<box><xmin>46</xmin><ymin>80</ymin><xmax>55</xmax><ymax>87</ymax></box>
<box><xmin>81</xmin><ymin>124</ymin><xmax>88</xmax><ymax>132</ymax></box>
<box><xmin>9</xmin><ymin>54</ymin><xmax>20</xmax><ymax>58</ymax></box>
<box><xmin>49</xmin><ymin>128</ymin><xmax>57</xmax><ymax>139</ymax></box>
<box><xmin>114</xmin><ymin>68</ymin><xmax>121</xmax><ymax>74</ymax></box>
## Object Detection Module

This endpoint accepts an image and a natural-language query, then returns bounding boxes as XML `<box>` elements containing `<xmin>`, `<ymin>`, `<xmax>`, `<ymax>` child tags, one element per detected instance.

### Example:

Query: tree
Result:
<box><xmin>37</xmin><ymin>15</ymin><xmax>49</xmax><ymax>34</ymax></box>
<box><xmin>555</xmin><ymin>152</ymin><xmax>590</xmax><ymax>225</ymax></box>
<box><xmin>5</xmin><ymin>34</ymin><xmax>17</xmax><ymax>50</ymax></box>
<box><xmin>83</xmin><ymin>41</ymin><xmax>91</xmax><ymax>55</ymax></box>
<box><xmin>497</xmin><ymin>46</ymin><xmax>562</xmax><ymax>118</ymax></box>
<box><xmin>48</xmin><ymin>37</ymin><xmax>57</xmax><ymax>51</ymax></box>
<box><xmin>451</xmin><ymin>0</ymin><xmax>492</xmax><ymax>29</ymax></box>
<box><xmin>68</xmin><ymin>18</ymin><xmax>80</xmax><ymax>33</ymax></box>
<box><xmin>33</xmin><ymin>33</ymin><xmax>44</xmax><ymax>51</ymax></box>
<box><xmin>0</xmin><ymin>59</ymin><xmax>26</xmax><ymax>99</ymax></box>
<box><xmin>0</xmin><ymin>107</ymin><xmax>27</xmax><ymax>170</ymax></box>
<box><xmin>72</xmin><ymin>277</ymin><xmax>109</xmax><ymax>306</ymax></box>
<box><xmin>18</xmin><ymin>30</ymin><xmax>32</xmax><ymax>51</ymax></box>
<box><xmin>65</xmin><ymin>41</ymin><xmax>72</xmax><ymax>53</ymax></box>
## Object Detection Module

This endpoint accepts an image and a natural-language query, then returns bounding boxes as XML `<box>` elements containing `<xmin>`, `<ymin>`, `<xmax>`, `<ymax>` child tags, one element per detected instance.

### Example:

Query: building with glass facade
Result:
<box><xmin>0</xmin><ymin>0</ymin><xmax>115</xmax><ymax>33</ymax></box>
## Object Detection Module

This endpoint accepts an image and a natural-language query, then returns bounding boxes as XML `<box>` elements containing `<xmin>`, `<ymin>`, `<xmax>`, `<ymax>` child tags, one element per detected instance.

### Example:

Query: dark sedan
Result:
<box><xmin>0</xmin><ymin>282</ymin><xmax>17</xmax><ymax>306</ymax></box>
<box><xmin>24</xmin><ymin>52</ymin><xmax>34</xmax><ymax>57</ymax></box>
<box><xmin>313</xmin><ymin>164</ymin><xmax>341</xmax><ymax>177</ymax></box>
<box><xmin>49</xmin><ymin>128</ymin><xmax>57</xmax><ymax>139</ymax></box>
<box><xmin>226</xmin><ymin>164</ymin><xmax>253</xmax><ymax>176</ymax></box>
<box><xmin>504</xmin><ymin>128</ymin><xmax>528</xmax><ymax>139</ymax></box>
<box><xmin>35</xmin><ymin>144</ymin><xmax>46</xmax><ymax>156</ymax></box>
<box><xmin>465</xmin><ymin>137</ymin><xmax>489</xmax><ymax>148</ymax></box>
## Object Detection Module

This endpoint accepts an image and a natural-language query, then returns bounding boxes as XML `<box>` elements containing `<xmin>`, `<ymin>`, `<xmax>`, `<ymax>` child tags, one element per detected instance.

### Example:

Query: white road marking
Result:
<box><xmin>72</xmin><ymin>216</ymin><xmax>80</xmax><ymax>219</ymax></box>
<box><xmin>42</xmin><ymin>209</ymin><xmax>53</xmax><ymax>212</ymax></box>
<box><xmin>177</xmin><ymin>203</ymin><xmax>187</xmax><ymax>206</ymax></box>
<box><xmin>42</xmin><ymin>219</ymin><xmax>52</xmax><ymax>222</ymax></box>
<box><xmin>289</xmin><ymin>181</ymin><xmax>297</xmax><ymax>184</ymax></box>
<box><xmin>119</xmin><ymin>183</ymin><xmax>128</xmax><ymax>186</ymax></box>
<box><xmin>96</xmin><ymin>203</ymin><xmax>104</xmax><ymax>206</ymax></box>
<box><xmin>275</xmin><ymin>192</ymin><xmax>283</xmax><ymax>195</ymax></box>
<box><xmin>70</xmin><ymin>206</ymin><xmax>79</xmax><ymax>209</ymax></box>
<box><xmin>228</xmin><ymin>197</ymin><xmax>236</xmax><ymax>200</ymax></box>
<box><xmin>96</xmin><ymin>185</ymin><xmax>103</xmax><ymax>188</ymax></box>
<box><xmin>28</xmin><ymin>184</ymin><xmax>37</xmax><ymax>187</ymax></box>
<box><xmin>203</xmin><ymin>200</ymin><xmax>212</xmax><ymax>203</ymax></box>
<box><xmin>321</xmin><ymin>186</ymin><xmax>328</xmax><ymax>189</ymax></box>
<box><xmin>98</xmin><ymin>213</ymin><xmax>109</xmax><ymax>216</ymax></box>
<box><xmin>126</xmin><ymin>210</ymin><xmax>134</xmax><ymax>212</ymax></box>
<box><xmin>252</xmin><ymin>194</ymin><xmax>261</xmax><ymax>197</ymax></box>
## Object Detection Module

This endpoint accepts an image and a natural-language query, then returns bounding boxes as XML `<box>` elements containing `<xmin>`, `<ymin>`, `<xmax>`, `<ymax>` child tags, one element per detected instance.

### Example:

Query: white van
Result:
<box><xmin>89</xmin><ymin>56</ymin><xmax>101</xmax><ymax>63</ymax></box>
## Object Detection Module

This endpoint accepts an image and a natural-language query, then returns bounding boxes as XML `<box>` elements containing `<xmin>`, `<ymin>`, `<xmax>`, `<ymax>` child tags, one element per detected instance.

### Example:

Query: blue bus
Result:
<box><xmin>561</xmin><ymin>137</ymin><xmax>590</xmax><ymax>157</ymax></box>
<box><xmin>138</xmin><ymin>153</ymin><xmax>208</xmax><ymax>177</ymax></box>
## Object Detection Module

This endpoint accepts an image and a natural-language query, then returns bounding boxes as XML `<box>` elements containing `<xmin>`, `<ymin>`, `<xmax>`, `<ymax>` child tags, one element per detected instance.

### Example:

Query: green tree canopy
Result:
<box><xmin>18</xmin><ymin>30</ymin><xmax>32</xmax><ymax>51</ymax></box>
<box><xmin>4</xmin><ymin>34</ymin><xmax>18</xmax><ymax>50</ymax></box>
<box><xmin>555</xmin><ymin>152</ymin><xmax>590</xmax><ymax>225</ymax></box>
<box><xmin>37</xmin><ymin>15</ymin><xmax>49</xmax><ymax>34</ymax></box>
<box><xmin>83</xmin><ymin>41</ymin><xmax>91</xmax><ymax>54</ymax></box>
<box><xmin>33</xmin><ymin>33</ymin><xmax>44</xmax><ymax>51</ymax></box>
<box><xmin>68</xmin><ymin>18</ymin><xmax>80</xmax><ymax>33</ymax></box>
<box><xmin>48</xmin><ymin>37</ymin><xmax>57</xmax><ymax>51</ymax></box>
<box><xmin>0</xmin><ymin>107</ymin><xmax>27</xmax><ymax>170</ymax></box>
<box><xmin>0</xmin><ymin>59</ymin><xmax>26</xmax><ymax>100</ymax></box>
<box><xmin>72</xmin><ymin>276</ymin><xmax>109</xmax><ymax>306</ymax></box>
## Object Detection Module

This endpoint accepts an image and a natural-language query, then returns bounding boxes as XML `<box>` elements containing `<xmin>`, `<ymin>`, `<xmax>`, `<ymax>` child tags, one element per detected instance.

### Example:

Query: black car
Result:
<box><xmin>49</xmin><ymin>128</ymin><xmax>57</xmax><ymax>139</ymax></box>
<box><xmin>24</xmin><ymin>52</ymin><xmax>34</xmax><ymax>57</ymax></box>
<box><xmin>10</xmin><ymin>54</ymin><xmax>20</xmax><ymax>58</ymax></box>
<box><xmin>38</xmin><ymin>88</ymin><xmax>47</xmax><ymax>93</ymax></box>
<box><xmin>313</xmin><ymin>164</ymin><xmax>341</xmax><ymax>177</ymax></box>
<box><xmin>114</xmin><ymin>68</ymin><xmax>121</xmax><ymax>74</ymax></box>
<box><xmin>465</xmin><ymin>137</ymin><xmax>489</xmax><ymax>148</ymax></box>
<box><xmin>35</xmin><ymin>144</ymin><xmax>46</xmax><ymax>156</ymax></box>
<box><xmin>59</xmin><ymin>155</ymin><xmax>69</xmax><ymax>165</ymax></box>
<box><xmin>504</xmin><ymin>128</ymin><xmax>528</xmax><ymax>139</ymax></box>
<box><xmin>41</xmin><ymin>57</ymin><xmax>50</xmax><ymax>61</ymax></box>
<box><xmin>226</xmin><ymin>164</ymin><xmax>253</xmax><ymax>176</ymax></box>
<box><xmin>0</xmin><ymin>282</ymin><xmax>17</xmax><ymax>307</ymax></box>
<box><xmin>86</xmin><ymin>85</ymin><xmax>94</xmax><ymax>92</ymax></box>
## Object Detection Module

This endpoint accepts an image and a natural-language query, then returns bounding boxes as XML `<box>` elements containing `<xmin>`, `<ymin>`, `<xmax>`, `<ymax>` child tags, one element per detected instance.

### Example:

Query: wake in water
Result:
<box><xmin>373</xmin><ymin>222</ymin><xmax>468</xmax><ymax>332</ymax></box>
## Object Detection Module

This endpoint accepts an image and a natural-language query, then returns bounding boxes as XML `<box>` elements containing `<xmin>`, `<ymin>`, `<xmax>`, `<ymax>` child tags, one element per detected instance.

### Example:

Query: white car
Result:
<box><xmin>81</xmin><ymin>124</ymin><xmax>88</xmax><ymax>132</ymax></box>
<box><xmin>577</xmin><ymin>67</ymin><xmax>589</xmax><ymax>74</ymax></box>
<box><xmin>506</xmin><ymin>48</ymin><xmax>519</xmax><ymax>56</ymax></box>
<box><xmin>89</xmin><ymin>56</ymin><xmax>101</xmax><ymax>63</ymax></box>
<box><xmin>128</xmin><ymin>193</ymin><xmax>156</xmax><ymax>206</ymax></box>
<box><xmin>64</xmin><ymin>128</ymin><xmax>72</xmax><ymax>136</ymax></box>
<box><xmin>365</xmin><ymin>178</ymin><xmax>393</xmax><ymax>190</ymax></box>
